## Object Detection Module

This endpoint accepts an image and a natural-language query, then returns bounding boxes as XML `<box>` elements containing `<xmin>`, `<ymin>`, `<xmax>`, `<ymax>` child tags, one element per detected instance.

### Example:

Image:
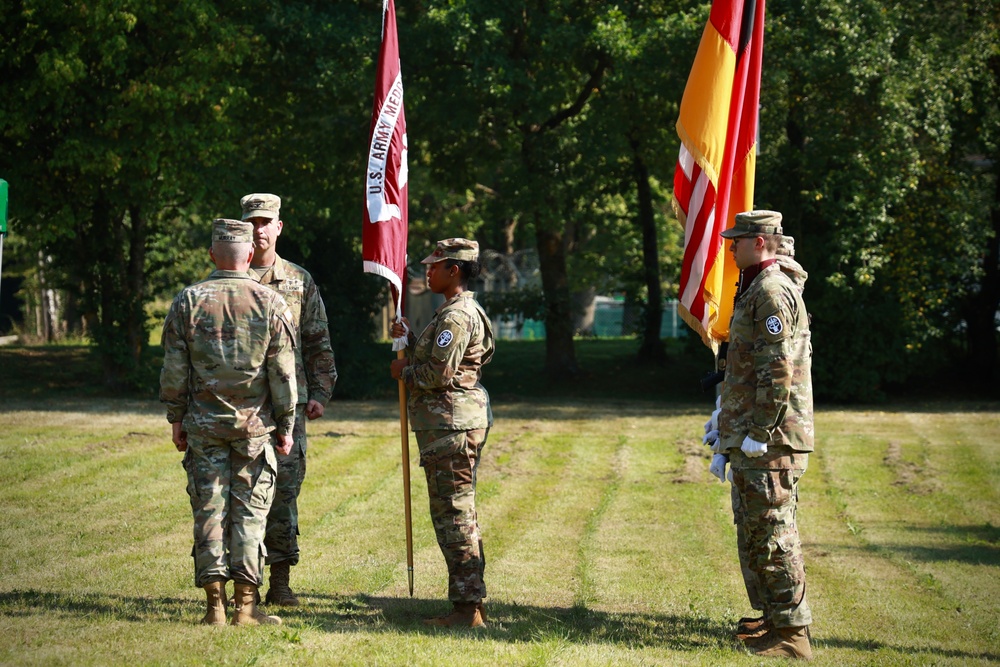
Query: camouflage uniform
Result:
<box><xmin>732</xmin><ymin>234</ymin><xmax>807</xmax><ymax>616</ymax></box>
<box><xmin>720</xmin><ymin>257</ymin><xmax>814</xmax><ymax>630</ymax></box>
<box><xmin>732</xmin><ymin>484</ymin><xmax>764</xmax><ymax>612</ymax></box>
<box><xmin>251</xmin><ymin>254</ymin><xmax>337</xmax><ymax>566</ymax></box>
<box><xmin>160</xmin><ymin>237</ymin><xmax>297</xmax><ymax>588</ymax></box>
<box><xmin>401</xmin><ymin>290</ymin><xmax>494</xmax><ymax>604</ymax></box>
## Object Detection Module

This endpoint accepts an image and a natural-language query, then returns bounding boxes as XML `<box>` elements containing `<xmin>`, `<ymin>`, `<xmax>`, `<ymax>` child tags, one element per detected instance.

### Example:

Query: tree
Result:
<box><xmin>409</xmin><ymin>1</ymin><xmax>623</xmax><ymax>377</ymax></box>
<box><xmin>1</xmin><ymin>0</ymin><xmax>260</xmax><ymax>388</ymax></box>
<box><xmin>761</xmin><ymin>0</ymin><xmax>999</xmax><ymax>399</ymax></box>
<box><xmin>580</xmin><ymin>2</ymin><xmax>698</xmax><ymax>363</ymax></box>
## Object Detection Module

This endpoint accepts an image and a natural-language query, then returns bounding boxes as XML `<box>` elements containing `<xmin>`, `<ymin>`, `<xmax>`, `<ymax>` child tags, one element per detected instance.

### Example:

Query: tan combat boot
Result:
<box><xmin>231</xmin><ymin>582</ymin><xmax>282</xmax><ymax>626</ymax></box>
<box><xmin>754</xmin><ymin>625</ymin><xmax>812</xmax><ymax>660</ymax></box>
<box><xmin>422</xmin><ymin>602</ymin><xmax>486</xmax><ymax>628</ymax></box>
<box><xmin>737</xmin><ymin>616</ymin><xmax>771</xmax><ymax>642</ymax></box>
<box><xmin>200</xmin><ymin>580</ymin><xmax>227</xmax><ymax>626</ymax></box>
<box><xmin>264</xmin><ymin>561</ymin><xmax>299</xmax><ymax>607</ymax></box>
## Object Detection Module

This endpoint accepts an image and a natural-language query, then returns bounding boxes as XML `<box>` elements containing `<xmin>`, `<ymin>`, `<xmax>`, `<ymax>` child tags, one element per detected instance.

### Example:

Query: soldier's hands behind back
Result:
<box><xmin>172</xmin><ymin>422</ymin><xmax>188</xmax><ymax>452</ymax></box>
<box><xmin>276</xmin><ymin>434</ymin><xmax>294</xmax><ymax>456</ymax></box>
<box><xmin>741</xmin><ymin>435</ymin><xmax>767</xmax><ymax>458</ymax></box>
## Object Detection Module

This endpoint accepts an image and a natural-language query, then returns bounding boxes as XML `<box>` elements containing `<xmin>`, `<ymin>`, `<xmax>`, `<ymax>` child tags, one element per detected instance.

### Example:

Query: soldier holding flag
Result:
<box><xmin>390</xmin><ymin>238</ymin><xmax>494</xmax><ymax>628</ymax></box>
<box><xmin>716</xmin><ymin>210</ymin><xmax>815</xmax><ymax>660</ymax></box>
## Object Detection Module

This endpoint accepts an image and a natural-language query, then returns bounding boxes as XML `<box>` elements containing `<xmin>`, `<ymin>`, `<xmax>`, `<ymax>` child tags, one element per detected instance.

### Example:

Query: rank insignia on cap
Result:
<box><xmin>240</xmin><ymin>193</ymin><xmax>281</xmax><ymax>221</ymax></box>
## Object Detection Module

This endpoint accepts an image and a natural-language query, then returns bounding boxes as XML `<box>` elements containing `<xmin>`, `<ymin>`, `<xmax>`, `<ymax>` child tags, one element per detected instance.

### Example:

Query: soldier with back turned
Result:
<box><xmin>160</xmin><ymin>218</ymin><xmax>298</xmax><ymax>626</ymax></box>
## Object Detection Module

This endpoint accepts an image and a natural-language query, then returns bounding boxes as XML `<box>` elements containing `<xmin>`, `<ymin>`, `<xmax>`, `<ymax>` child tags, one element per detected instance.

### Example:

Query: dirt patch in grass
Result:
<box><xmin>884</xmin><ymin>440</ymin><xmax>943</xmax><ymax>495</ymax></box>
<box><xmin>673</xmin><ymin>438</ymin><xmax>707</xmax><ymax>484</ymax></box>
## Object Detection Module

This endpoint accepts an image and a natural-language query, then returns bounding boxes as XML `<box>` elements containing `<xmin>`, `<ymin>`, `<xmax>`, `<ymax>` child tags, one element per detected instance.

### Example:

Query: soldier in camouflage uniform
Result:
<box><xmin>704</xmin><ymin>232</ymin><xmax>807</xmax><ymax>641</ymax></box>
<box><xmin>390</xmin><ymin>238</ymin><xmax>494</xmax><ymax>628</ymax></box>
<box><xmin>240</xmin><ymin>193</ymin><xmax>338</xmax><ymax>607</ymax></box>
<box><xmin>717</xmin><ymin>211</ymin><xmax>814</xmax><ymax>660</ymax></box>
<box><xmin>160</xmin><ymin>219</ymin><xmax>298</xmax><ymax>627</ymax></box>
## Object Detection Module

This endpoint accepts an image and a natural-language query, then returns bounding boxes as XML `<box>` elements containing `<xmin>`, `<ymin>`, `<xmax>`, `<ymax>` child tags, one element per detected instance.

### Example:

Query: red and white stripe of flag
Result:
<box><xmin>673</xmin><ymin>0</ymin><xmax>764</xmax><ymax>350</ymax></box>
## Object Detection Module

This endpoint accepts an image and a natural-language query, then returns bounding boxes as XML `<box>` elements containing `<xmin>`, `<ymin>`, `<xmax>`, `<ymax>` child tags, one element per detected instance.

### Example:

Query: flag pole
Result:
<box><xmin>362</xmin><ymin>0</ymin><xmax>411</xmax><ymax>595</ymax></box>
<box><xmin>393</xmin><ymin>295</ymin><xmax>414</xmax><ymax>597</ymax></box>
<box><xmin>397</xmin><ymin>356</ymin><xmax>414</xmax><ymax>596</ymax></box>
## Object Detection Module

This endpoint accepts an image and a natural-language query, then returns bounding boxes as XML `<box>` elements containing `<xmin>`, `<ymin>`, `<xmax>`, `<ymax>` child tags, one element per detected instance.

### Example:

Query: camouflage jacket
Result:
<box><xmin>251</xmin><ymin>255</ymin><xmax>337</xmax><ymax>406</ymax></box>
<box><xmin>401</xmin><ymin>291</ymin><xmax>494</xmax><ymax>431</ymax></box>
<box><xmin>719</xmin><ymin>263</ymin><xmax>814</xmax><ymax>452</ymax></box>
<box><xmin>159</xmin><ymin>269</ymin><xmax>298</xmax><ymax>438</ymax></box>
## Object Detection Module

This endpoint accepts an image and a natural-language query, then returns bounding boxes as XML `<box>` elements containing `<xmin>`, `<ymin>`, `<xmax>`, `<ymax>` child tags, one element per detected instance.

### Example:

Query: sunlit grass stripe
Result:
<box><xmin>574</xmin><ymin>436</ymin><xmax>627</xmax><ymax>609</ymax></box>
<box><xmin>300</xmin><ymin>430</ymin><xmax>413</xmax><ymax>597</ymax></box>
<box><xmin>809</xmin><ymin>413</ymin><xmax>1000</xmax><ymax>653</ymax></box>
<box><xmin>474</xmin><ymin>427</ymin><xmax>583</xmax><ymax>601</ymax></box>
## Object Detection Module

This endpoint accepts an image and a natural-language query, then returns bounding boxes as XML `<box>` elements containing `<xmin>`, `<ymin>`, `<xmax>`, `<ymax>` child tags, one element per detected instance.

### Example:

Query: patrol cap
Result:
<box><xmin>420</xmin><ymin>237</ymin><xmax>480</xmax><ymax>264</ymax></box>
<box><xmin>720</xmin><ymin>210</ymin><xmax>783</xmax><ymax>238</ymax></box>
<box><xmin>212</xmin><ymin>218</ymin><xmax>254</xmax><ymax>243</ymax></box>
<box><xmin>240</xmin><ymin>193</ymin><xmax>281</xmax><ymax>221</ymax></box>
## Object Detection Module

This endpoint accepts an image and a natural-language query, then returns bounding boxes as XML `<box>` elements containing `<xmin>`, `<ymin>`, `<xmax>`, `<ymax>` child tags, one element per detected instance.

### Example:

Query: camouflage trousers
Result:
<box><xmin>731</xmin><ymin>482</ymin><xmax>764</xmax><ymax>612</ymax></box>
<box><xmin>415</xmin><ymin>428</ymin><xmax>488</xmax><ymax>604</ymax></box>
<box><xmin>183</xmin><ymin>432</ymin><xmax>277</xmax><ymax>587</ymax></box>
<box><xmin>730</xmin><ymin>448</ymin><xmax>812</xmax><ymax>628</ymax></box>
<box><xmin>264</xmin><ymin>409</ymin><xmax>307</xmax><ymax>565</ymax></box>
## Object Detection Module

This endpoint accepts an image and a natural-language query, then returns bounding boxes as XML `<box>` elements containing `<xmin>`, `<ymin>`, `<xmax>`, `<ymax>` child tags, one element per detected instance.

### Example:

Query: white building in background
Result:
<box><xmin>380</xmin><ymin>248</ymin><xmax>684</xmax><ymax>341</ymax></box>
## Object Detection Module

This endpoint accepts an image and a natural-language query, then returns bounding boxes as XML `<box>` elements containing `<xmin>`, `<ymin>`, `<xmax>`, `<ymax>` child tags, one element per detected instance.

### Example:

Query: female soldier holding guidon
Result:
<box><xmin>390</xmin><ymin>238</ymin><xmax>494</xmax><ymax>628</ymax></box>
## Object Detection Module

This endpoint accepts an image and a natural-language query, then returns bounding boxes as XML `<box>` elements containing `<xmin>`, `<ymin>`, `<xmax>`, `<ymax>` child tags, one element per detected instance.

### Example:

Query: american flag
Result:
<box><xmin>673</xmin><ymin>0</ymin><xmax>765</xmax><ymax>350</ymax></box>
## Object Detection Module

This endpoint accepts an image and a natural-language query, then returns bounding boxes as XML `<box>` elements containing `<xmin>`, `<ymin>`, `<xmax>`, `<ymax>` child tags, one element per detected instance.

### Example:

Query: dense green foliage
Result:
<box><xmin>0</xmin><ymin>0</ymin><xmax>997</xmax><ymax>400</ymax></box>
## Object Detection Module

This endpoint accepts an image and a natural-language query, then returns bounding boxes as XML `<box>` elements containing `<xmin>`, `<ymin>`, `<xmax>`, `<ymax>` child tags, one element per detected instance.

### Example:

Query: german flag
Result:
<box><xmin>673</xmin><ymin>0</ymin><xmax>764</xmax><ymax>351</ymax></box>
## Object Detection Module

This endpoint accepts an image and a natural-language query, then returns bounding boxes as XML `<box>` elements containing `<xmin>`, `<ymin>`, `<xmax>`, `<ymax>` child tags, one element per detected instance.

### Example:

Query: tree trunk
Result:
<box><xmin>125</xmin><ymin>204</ymin><xmax>147</xmax><ymax>368</ymax></box>
<box><xmin>633</xmin><ymin>148</ymin><xmax>666</xmax><ymax>364</ymax></box>
<box><xmin>97</xmin><ymin>201</ymin><xmax>127</xmax><ymax>389</ymax></box>
<box><xmin>536</xmin><ymin>224</ymin><xmax>579</xmax><ymax>377</ymax></box>
<box><xmin>963</xmin><ymin>150</ymin><xmax>1000</xmax><ymax>386</ymax></box>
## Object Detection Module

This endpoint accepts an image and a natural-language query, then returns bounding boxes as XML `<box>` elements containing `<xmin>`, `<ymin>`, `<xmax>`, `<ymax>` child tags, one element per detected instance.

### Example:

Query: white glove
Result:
<box><xmin>741</xmin><ymin>435</ymin><xmax>768</xmax><ymax>458</ymax></box>
<box><xmin>709</xmin><ymin>454</ymin><xmax>728</xmax><ymax>482</ymax></box>
<box><xmin>703</xmin><ymin>397</ymin><xmax>722</xmax><ymax>447</ymax></box>
<box><xmin>391</xmin><ymin>319</ymin><xmax>410</xmax><ymax>352</ymax></box>
<box><xmin>703</xmin><ymin>397</ymin><xmax>722</xmax><ymax>432</ymax></box>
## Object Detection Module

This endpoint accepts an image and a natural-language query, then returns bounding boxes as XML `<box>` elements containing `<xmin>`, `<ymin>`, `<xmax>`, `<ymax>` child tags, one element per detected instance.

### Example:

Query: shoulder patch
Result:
<box><xmin>765</xmin><ymin>315</ymin><xmax>783</xmax><ymax>335</ymax></box>
<box><xmin>436</xmin><ymin>330</ymin><xmax>454</xmax><ymax>347</ymax></box>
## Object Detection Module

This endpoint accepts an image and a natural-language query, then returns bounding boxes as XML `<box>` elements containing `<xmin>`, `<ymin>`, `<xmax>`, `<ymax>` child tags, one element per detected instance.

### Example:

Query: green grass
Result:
<box><xmin>0</xmin><ymin>390</ymin><xmax>998</xmax><ymax>665</ymax></box>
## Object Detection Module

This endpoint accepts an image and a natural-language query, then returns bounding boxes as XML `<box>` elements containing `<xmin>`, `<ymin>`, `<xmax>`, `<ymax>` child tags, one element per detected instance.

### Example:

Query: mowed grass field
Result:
<box><xmin>0</xmin><ymin>393</ymin><xmax>998</xmax><ymax>666</ymax></box>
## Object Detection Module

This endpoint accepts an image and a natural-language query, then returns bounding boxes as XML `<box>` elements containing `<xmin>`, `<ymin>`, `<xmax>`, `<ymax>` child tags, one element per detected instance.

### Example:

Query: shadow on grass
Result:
<box><xmin>812</xmin><ymin>522</ymin><xmax>1000</xmax><ymax>567</ymax></box>
<box><xmin>7</xmin><ymin>588</ymin><xmax>996</xmax><ymax>662</ymax></box>
<box><xmin>816</xmin><ymin>636</ymin><xmax>1000</xmax><ymax>662</ymax></box>
<box><xmin>331</xmin><ymin>594</ymin><xmax>733</xmax><ymax>651</ymax></box>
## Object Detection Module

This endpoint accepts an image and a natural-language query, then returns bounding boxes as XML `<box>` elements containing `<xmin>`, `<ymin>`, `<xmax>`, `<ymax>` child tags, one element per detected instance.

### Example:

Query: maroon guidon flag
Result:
<box><xmin>363</xmin><ymin>0</ymin><xmax>408</xmax><ymax>322</ymax></box>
